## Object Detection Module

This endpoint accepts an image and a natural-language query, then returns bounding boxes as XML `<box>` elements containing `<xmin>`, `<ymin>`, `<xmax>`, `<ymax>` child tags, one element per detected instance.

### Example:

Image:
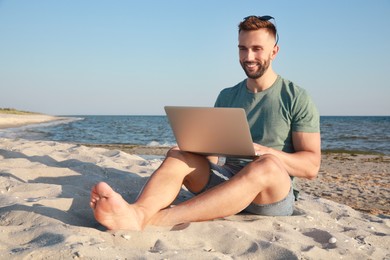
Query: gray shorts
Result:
<box><xmin>192</xmin><ymin>163</ymin><xmax>294</xmax><ymax>216</ymax></box>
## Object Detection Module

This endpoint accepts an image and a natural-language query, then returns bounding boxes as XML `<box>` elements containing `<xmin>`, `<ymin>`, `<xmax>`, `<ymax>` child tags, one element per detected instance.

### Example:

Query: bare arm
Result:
<box><xmin>253</xmin><ymin>132</ymin><xmax>321</xmax><ymax>179</ymax></box>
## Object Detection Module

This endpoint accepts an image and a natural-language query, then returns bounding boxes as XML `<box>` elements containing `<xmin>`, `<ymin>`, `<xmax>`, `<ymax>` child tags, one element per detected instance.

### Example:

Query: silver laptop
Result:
<box><xmin>164</xmin><ymin>106</ymin><xmax>256</xmax><ymax>158</ymax></box>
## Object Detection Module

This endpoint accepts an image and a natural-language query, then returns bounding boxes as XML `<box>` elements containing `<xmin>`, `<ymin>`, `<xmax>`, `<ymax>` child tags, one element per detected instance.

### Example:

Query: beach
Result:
<box><xmin>0</xmin><ymin>113</ymin><xmax>66</xmax><ymax>129</ymax></box>
<box><xmin>0</xmin><ymin>115</ymin><xmax>389</xmax><ymax>259</ymax></box>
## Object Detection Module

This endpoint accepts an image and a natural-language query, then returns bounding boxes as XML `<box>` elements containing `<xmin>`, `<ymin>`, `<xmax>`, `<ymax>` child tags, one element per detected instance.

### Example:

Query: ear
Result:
<box><xmin>271</xmin><ymin>45</ymin><xmax>279</xmax><ymax>60</ymax></box>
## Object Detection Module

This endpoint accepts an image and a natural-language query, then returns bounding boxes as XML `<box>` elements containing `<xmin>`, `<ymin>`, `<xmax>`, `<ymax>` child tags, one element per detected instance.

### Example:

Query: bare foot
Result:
<box><xmin>90</xmin><ymin>182</ymin><xmax>144</xmax><ymax>230</ymax></box>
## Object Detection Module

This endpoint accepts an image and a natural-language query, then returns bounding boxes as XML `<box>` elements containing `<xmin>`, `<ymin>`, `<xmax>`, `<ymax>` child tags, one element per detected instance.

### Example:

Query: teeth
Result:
<box><xmin>246</xmin><ymin>63</ymin><xmax>257</xmax><ymax>68</ymax></box>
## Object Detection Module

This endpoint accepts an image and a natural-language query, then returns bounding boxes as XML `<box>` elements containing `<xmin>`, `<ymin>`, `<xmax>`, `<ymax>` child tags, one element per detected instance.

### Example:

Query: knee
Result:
<box><xmin>166</xmin><ymin>146</ymin><xmax>180</xmax><ymax>157</ymax></box>
<box><xmin>165</xmin><ymin>146</ymin><xmax>192</xmax><ymax>163</ymax></box>
<box><xmin>165</xmin><ymin>146</ymin><xmax>209</xmax><ymax>170</ymax></box>
<box><xmin>249</xmin><ymin>154</ymin><xmax>280</xmax><ymax>171</ymax></box>
<box><xmin>245</xmin><ymin>154</ymin><xmax>287</xmax><ymax>183</ymax></box>
<box><xmin>164</xmin><ymin>147</ymin><xmax>210</xmax><ymax>191</ymax></box>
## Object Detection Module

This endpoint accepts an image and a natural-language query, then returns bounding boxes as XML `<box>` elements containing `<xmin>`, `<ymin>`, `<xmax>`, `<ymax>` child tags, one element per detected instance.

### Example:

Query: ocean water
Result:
<box><xmin>1</xmin><ymin>115</ymin><xmax>389</xmax><ymax>155</ymax></box>
<box><xmin>320</xmin><ymin>116</ymin><xmax>390</xmax><ymax>154</ymax></box>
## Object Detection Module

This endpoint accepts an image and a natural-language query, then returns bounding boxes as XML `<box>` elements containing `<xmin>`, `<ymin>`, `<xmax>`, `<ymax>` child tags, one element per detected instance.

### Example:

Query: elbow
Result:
<box><xmin>306</xmin><ymin>169</ymin><xmax>319</xmax><ymax>180</ymax></box>
<box><xmin>306</xmin><ymin>152</ymin><xmax>321</xmax><ymax>180</ymax></box>
<box><xmin>306</xmin><ymin>162</ymin><xmax>321</xmax><ymax>180</ymax></box>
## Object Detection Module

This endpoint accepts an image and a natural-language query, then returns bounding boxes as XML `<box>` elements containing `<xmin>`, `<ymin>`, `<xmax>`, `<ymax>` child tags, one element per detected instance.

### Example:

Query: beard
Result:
<box><xmin>240</xmin><ymin>57</ymin><xmax>271</xmax><ymax>79</ymax></box>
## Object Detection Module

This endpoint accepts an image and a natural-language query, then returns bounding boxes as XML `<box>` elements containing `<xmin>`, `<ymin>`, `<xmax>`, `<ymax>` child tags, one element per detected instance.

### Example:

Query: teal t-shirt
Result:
<box><xmin>214</xmin><ymin>75</ymin><xmax>320</xmax><ymax>166</ymax></box>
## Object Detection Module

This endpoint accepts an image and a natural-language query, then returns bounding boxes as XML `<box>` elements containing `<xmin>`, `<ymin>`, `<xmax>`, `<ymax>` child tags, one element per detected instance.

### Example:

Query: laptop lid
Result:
<box><xmin>164</xmin><ymin>106</ymin><xmax>256</xmax><ymax>158</ymax></box>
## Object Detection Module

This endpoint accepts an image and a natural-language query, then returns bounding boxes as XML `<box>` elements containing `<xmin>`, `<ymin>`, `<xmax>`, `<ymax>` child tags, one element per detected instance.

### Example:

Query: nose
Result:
<box><xmin>247</xmin><ymin>50</ymin><xmax>256</xmax><ymax>61</ymax></box>
<box><xmin>241</xmin><ymin>49</ymin><xmax>255</xmax><ymax>62</ymax></box>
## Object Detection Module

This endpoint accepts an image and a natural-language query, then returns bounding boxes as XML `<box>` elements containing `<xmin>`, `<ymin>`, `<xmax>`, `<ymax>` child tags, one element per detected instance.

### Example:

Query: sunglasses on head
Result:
<box><xmin>243</xmin><ymin>15</ymin><xmax>279</xmax><ymax>46</ymax></box>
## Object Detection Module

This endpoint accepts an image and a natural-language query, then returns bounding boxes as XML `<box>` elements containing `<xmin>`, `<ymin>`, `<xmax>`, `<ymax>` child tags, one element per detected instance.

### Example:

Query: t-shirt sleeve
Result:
<box><xmin>292</xmin><ymin>90</ymin><xmax>320</xmax><ymax>133</ymax></box>
<box><xmin>214</xmin><ymin>92</ymin><xmax>223</xmax><ymax>107</ymax></box>
<box><xmin>214</xmin><ymin>88</ymin><xmax>230</xmax><ymax>108</ymax></box>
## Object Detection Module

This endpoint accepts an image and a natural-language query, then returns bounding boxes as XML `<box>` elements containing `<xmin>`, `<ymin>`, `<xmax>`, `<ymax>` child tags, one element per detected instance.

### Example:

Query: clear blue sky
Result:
<box><xmin>1</xmin><ymin>0</ymin><xmax>389</xmax><ymax>116</ymax></box>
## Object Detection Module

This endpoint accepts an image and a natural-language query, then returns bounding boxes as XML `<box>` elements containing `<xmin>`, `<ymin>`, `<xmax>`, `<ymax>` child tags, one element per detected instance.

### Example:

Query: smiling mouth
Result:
<box><xmin>245</xmin><ymin>62</ymin><xmax>258</xmax><ymax>69</ymax></box>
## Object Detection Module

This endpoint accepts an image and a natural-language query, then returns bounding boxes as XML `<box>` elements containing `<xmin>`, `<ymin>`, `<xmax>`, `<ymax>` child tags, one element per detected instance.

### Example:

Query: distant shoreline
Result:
<box><xmin>0</xmin><ymin>108</ymin><xmax>43</xmax><ymax>115</ymax></box>
<box><xmin>0</xmin><ymin>112</ymin><xmax>67</xmax><ymax>129</ymax></box>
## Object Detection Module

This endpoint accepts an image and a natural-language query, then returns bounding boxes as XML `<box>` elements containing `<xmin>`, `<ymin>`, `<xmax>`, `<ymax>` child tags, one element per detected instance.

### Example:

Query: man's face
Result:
<box><xmin>238</xmin><ymin>29</ymin><xmax>276</xmax><ymax>79</ymax></box>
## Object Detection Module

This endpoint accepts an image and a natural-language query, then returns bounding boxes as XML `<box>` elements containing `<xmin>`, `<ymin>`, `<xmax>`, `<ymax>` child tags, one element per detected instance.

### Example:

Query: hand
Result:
<box><xmin>253</xmin><ymin>143</ymin><xmax>271</xmax><ymax>156</ymax></box>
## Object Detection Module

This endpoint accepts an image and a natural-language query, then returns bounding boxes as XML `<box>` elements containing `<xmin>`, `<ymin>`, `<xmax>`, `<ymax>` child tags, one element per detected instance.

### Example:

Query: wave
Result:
<box><xmin>147</xmin><ymin>141</ymin><xmax>176</xmax><ymax>147</ymax></box>
<box><xmin>338</xmin><ymin>135</ymin><xmax>370</xmax><ymax>140</ymax></box>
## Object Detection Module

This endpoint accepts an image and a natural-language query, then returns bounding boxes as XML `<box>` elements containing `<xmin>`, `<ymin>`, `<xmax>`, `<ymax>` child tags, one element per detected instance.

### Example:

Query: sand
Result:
<box><xmin>0</xmin><ymin>114</ymin><xmax>65</xmax><ymax>129</ymax></box>
<box><xmin>0</xmin><ymin>117</ymin><xmax>389</xmax><ymax>259</ymax></box>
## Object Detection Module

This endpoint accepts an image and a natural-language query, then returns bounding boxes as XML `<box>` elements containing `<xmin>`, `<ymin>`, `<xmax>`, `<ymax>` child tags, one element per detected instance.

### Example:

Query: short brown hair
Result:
<box><xmin>238</xmin><ymin>16</ymin><xmax>278</xmax><ymax>42</ymax></box>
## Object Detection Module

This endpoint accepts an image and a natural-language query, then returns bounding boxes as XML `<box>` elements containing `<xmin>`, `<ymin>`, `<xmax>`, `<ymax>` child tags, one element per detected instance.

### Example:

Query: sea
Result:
<box><xmin>0</xmin><ymin>115</ymin><xmax>389</xmax><ymax>155</ymax></box>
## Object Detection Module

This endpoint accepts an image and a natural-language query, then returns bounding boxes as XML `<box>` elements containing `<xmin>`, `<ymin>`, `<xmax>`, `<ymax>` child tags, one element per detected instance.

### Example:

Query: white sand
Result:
<box><xmin>0</xmin><ymin>138</ymin><xmax>389</xmax><ymax>259</ymax></box>
<box><xmin>0</xmin><ymin>114</ymin><xmax>63</xmax><ymax>129</ymax></box>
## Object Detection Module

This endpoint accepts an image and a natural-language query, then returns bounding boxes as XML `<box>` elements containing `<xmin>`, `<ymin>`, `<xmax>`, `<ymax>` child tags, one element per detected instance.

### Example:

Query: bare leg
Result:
<box><xmin>135</xmin><ymin>148</ymin><xmax>211</xmax><ymax>217</ymax></box>
<box><xmin>90</xmin><ymin>148</ymin><xmax>211</xmax><ymax>230</ymax></box>
<box><xmin>90</xmin><ymin>150</ymin><xmax>291</xmax><ymax>230</ymax></box>
<box><xmin>148</xmin><ymin>154</ymin><xmax>291</xmax><ymax>226</ymax></box>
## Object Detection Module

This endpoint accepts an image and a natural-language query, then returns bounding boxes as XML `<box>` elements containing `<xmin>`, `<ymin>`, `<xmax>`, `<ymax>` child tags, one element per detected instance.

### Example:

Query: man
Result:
<box><xmin>90</xmin><ymin>15</ymin><xmax>321</xmax><ymax>230</ymax></box>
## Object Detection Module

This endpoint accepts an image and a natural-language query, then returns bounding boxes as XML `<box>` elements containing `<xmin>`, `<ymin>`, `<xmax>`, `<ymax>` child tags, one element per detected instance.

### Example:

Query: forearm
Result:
<box><xmin>254</xmin><ymin>132</ymin><xmax>322</xmax><ymax>179</ymax></box>
<box><xmin>264</xmin><ymin>148</ymin><xmax>321</xmax><ymax>179</ymax></box>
